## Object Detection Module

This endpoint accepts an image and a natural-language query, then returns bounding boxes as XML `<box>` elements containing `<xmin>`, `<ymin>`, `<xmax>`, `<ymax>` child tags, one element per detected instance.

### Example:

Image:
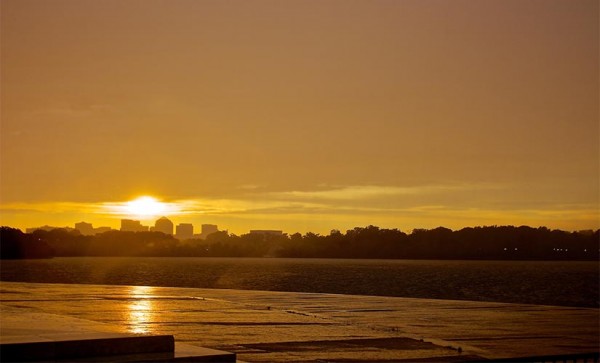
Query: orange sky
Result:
<box><xmin>1</xmin><ymin>0</ymin><xmax>598</xmax><ymax>234</ymax></box>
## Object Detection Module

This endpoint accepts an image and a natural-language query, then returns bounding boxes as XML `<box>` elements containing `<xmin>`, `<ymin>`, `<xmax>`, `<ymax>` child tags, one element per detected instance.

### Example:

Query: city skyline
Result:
<box><xmin>18</xmin><ymin>213</ymin><xmax>599</xmax><ymax>238</ymax></box>
<box><xmin>26</xmin><ymin>216</ymin><xmax>222</xmax><ymax>239</ymax></box>
<box><xmin>1</xmin><ymin>0</ymin><xmax>598</xmax><ymax>235</ymax></box>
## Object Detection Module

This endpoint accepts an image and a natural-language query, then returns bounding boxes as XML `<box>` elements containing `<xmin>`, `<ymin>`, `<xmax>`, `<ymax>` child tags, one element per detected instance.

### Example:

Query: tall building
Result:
<box><xmin>175</xmin><ymin>223</ymin><xmax>194</xmax><ymax>240</ymax></box>
<box><xmin>120</xmin><ymin>219</ymin><xmax>148</xmax><ymax>232</ymax></box>
<box><xmin>198</xmin><ymin>224</ymin><xmax>218</xmax><ymax>239</ymax></box>
<box><xmin>154</xmin><ymin>217</ymin><xmax>174</xmax><ymax>235</ymax></box>
<box><xmin>93</xmin><ymin>226</ymin><xmax>113</xmax><ymax>234</ymax></box>
<box><xmin>75</xmin><ymin>222</ymin><xmax>94</xmax><ymax>236</ymax></box>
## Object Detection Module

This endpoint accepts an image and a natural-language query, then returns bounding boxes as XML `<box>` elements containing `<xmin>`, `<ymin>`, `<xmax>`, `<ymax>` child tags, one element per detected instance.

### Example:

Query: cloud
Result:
<box><xmin>0</xmin><ymin>202</ymin><xmax>103</xmax><ymax>214</ymax></box>
<box><xmin>236</xmin><ymin>184</ymin><xmax>264</xmax><ymax>190</ymax></box>
<box><xmin>266</xmin><ymin>183</ymin><xmax>497</xmax><ymax>202</ymax></box>
<box><xmin>0</xmin><ymin>183</ymin><xmax>503</xmax><ymax>218</ymax></box>
<box><xmin>1</xmin><ymin>187</ymin><xmax>597</xmax><ymax>233</ymax></box>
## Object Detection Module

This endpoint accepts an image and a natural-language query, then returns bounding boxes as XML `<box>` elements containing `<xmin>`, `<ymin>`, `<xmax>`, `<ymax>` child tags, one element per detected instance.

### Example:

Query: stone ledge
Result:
<box><xmin>0</xmin><ymin>336</ymin><xmax>237</xmax><ymax>362</ymax></box>
<box><xmin>0</xmin><ymin>333</ymin><xmax>174</xmax><ymax>361</ymax></box>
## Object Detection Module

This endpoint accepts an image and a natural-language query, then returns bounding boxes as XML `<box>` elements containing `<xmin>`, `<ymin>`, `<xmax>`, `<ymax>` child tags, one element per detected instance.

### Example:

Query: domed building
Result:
<box><xmin>154</xmin><ymin>217</ymin><xmax>174</xmax><ymax>235</ymax></box>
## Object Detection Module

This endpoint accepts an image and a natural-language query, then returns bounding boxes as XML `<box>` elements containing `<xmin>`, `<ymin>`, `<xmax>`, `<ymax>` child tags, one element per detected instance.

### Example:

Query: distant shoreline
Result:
<box><xmin>2</xmin><ymin>225</ymin><xmax>598</xmax><ymax>261</ymax></box>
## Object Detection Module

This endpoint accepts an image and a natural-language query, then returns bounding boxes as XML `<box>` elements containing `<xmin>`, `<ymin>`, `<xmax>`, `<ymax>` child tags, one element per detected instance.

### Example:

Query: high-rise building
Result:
<box><xmin>120</xmin><ymin>219</ymin><xmax>148</xmax><ymax>232</ymax></box>
<box><xmin>75</xmin><ymin>222</ymin><xmax>94</xmax><ymax>236</ymax></box>
<box><xmin>198</xmin><ymin>224</ymin><xmax>218</xmax><ymax>239</ymax></box>
<box><xmin>154</xmin><ymin>217</ymin><xmax>174</xmax><ymax>235</ymax></box>
<box><xmin>175</xmin><ymin>223</ymin><xmax>194</xmax><ymax>240</ymax></box>
<box><xmin>93</xmin><ymin>226</ymin><xmax>113</xmax><ymax>234</ymax></box>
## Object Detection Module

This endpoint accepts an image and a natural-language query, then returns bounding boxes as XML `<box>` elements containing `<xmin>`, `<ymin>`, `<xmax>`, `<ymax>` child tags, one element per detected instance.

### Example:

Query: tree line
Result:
<box><xmin>0</xmin><ymin>225</ymin><xmax>598</xmax><ymax>260</ymax></box>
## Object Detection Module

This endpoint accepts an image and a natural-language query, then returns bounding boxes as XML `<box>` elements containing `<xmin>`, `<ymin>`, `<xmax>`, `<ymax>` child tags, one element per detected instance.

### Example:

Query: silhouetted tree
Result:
<box><xmin>1</xmin><ymin>225</ymin><xmax>597</xmax><ymax>260</ymax></box>
<box><xmin>0</xmin><ymin>227</ymin><xmax>54</xmax><ymax>259</ymax></box>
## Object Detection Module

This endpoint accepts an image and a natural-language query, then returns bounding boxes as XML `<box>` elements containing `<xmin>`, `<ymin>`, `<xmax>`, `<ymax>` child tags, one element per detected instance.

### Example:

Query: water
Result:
<box><xmin>4</xmin><ymin>281</ymin><xmax>598</xmax><ymax>361</ymax></box>
<box><xmin>1</xmin><ymin>257</ymin><xmax>598</xmax><ymax>307</ymax></box>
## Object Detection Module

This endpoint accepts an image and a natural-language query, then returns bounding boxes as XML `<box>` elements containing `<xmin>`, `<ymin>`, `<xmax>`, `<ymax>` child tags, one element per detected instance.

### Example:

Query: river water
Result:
<box><xmin>1</xmin><ymin>257</ymin><xmax>598</xmax><ymax>307</ymax></box>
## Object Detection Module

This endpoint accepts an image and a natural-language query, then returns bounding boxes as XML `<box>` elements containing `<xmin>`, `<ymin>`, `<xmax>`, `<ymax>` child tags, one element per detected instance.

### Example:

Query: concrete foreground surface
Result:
<box><xmin>0</xmin><ymin>282</ymin><xmax>598</xmax><ymax>362</ymax></box>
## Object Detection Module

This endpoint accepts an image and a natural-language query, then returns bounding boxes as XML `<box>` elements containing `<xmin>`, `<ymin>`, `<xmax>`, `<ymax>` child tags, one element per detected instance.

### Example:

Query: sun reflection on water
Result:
<box><xmin>127</xmin><ymin>286</ymin><xmax>155</xmax><ymax>334</ymax></box>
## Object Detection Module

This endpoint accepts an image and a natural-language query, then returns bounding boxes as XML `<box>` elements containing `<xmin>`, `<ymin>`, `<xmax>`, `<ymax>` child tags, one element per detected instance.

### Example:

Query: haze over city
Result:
<box><xmin>1</xmin><ymin>0</ymin><xmax>598</xmax><ymax>235</ymax></box>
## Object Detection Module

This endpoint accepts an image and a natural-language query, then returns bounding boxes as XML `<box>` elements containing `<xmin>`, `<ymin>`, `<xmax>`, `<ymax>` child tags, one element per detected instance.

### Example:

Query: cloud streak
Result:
<box><xmin>1</xmin><ymin>183</ymin><xmax>597</xmax><ymax>233</ymax></box>
<box><xmin>267</xmin><ymin>184</ymin><xmax>498</xmax><ymax>201</ymax></box>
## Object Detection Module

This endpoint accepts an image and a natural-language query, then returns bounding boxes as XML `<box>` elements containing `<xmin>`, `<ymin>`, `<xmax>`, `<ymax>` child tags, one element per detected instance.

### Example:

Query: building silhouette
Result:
<box><xmin>93</xmin><ymin>226</ymin><xmax>113</xmax><ymax>234</ymax></box>
<box><xmin>153</xmin><ymin>217</ymin><xmax>174</xmax><ymax>235</ymax></box>
<box><xmin>175</xmin><ymin>223</ymin><xmax>193</xmax><ymax>240</ymax></box>
<box><xmin>197</xmin><ymin>224</ymin><xmax>218</xmax><ymax>239</ymax></box>
<box><xmin>75</xmin><ymin>222</ymin><xmax>94</xmax><ymax>236</ymax></box>
<box><xmin>75</xmin><ymin>222</ymin><xmax>114</xmax><ymax>235</ymax></box>
<box><xmin>120</xmin><ymin>219</ymin><xmax>148</xmax><ymax>232</ymax></box>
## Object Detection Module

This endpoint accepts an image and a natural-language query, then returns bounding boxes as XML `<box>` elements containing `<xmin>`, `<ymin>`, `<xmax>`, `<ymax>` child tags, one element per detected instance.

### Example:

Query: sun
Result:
<box><xmin>103</xmin><ymin>195</ymin><xmax>180</xmax><ymax>218</ymax></box>
<box><xmin>125</xmin><ymin>196</ymin><xmax>167</xmax><ymax>217</ymax></box>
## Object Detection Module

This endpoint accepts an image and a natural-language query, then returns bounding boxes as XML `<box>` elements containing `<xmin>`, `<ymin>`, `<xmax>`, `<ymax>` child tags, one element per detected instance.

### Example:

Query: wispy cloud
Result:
<box><xmin>1</xmin><ymin>184</ymin><xmax>597</xmax><ymax>233</ymax></box>
<box><xmin>0</xmin><ymin>183</ymin><xmax>504</xmax><ymax>217</ymax></box>
<box><xmin>0</xmin><ymin>202</ymin><xmax>104</xmax><ymax>214</ymax></box>
<box><xmin>267</xmin><ymin>183</ymin><xmax>494</xmax><ymax>201</ymax></box>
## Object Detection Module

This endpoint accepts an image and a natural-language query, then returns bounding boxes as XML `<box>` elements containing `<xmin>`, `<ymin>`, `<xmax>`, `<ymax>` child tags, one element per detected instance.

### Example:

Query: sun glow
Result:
<box><xmin>124</xmin><ymin>196</ymin><xmax>168</xmax><ymax>217</ymax></box>
<box><xmin>102</xmin><ymin>195</ymin><xmax>184</xmax><ymax>218</ymax></box>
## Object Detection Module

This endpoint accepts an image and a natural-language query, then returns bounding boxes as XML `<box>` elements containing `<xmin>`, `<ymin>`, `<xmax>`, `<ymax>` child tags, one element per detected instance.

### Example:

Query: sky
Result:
<box><xmin>1</xmin><ymin>0</ymin><xmax>598</xmax><ymax>235</ymax></box>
